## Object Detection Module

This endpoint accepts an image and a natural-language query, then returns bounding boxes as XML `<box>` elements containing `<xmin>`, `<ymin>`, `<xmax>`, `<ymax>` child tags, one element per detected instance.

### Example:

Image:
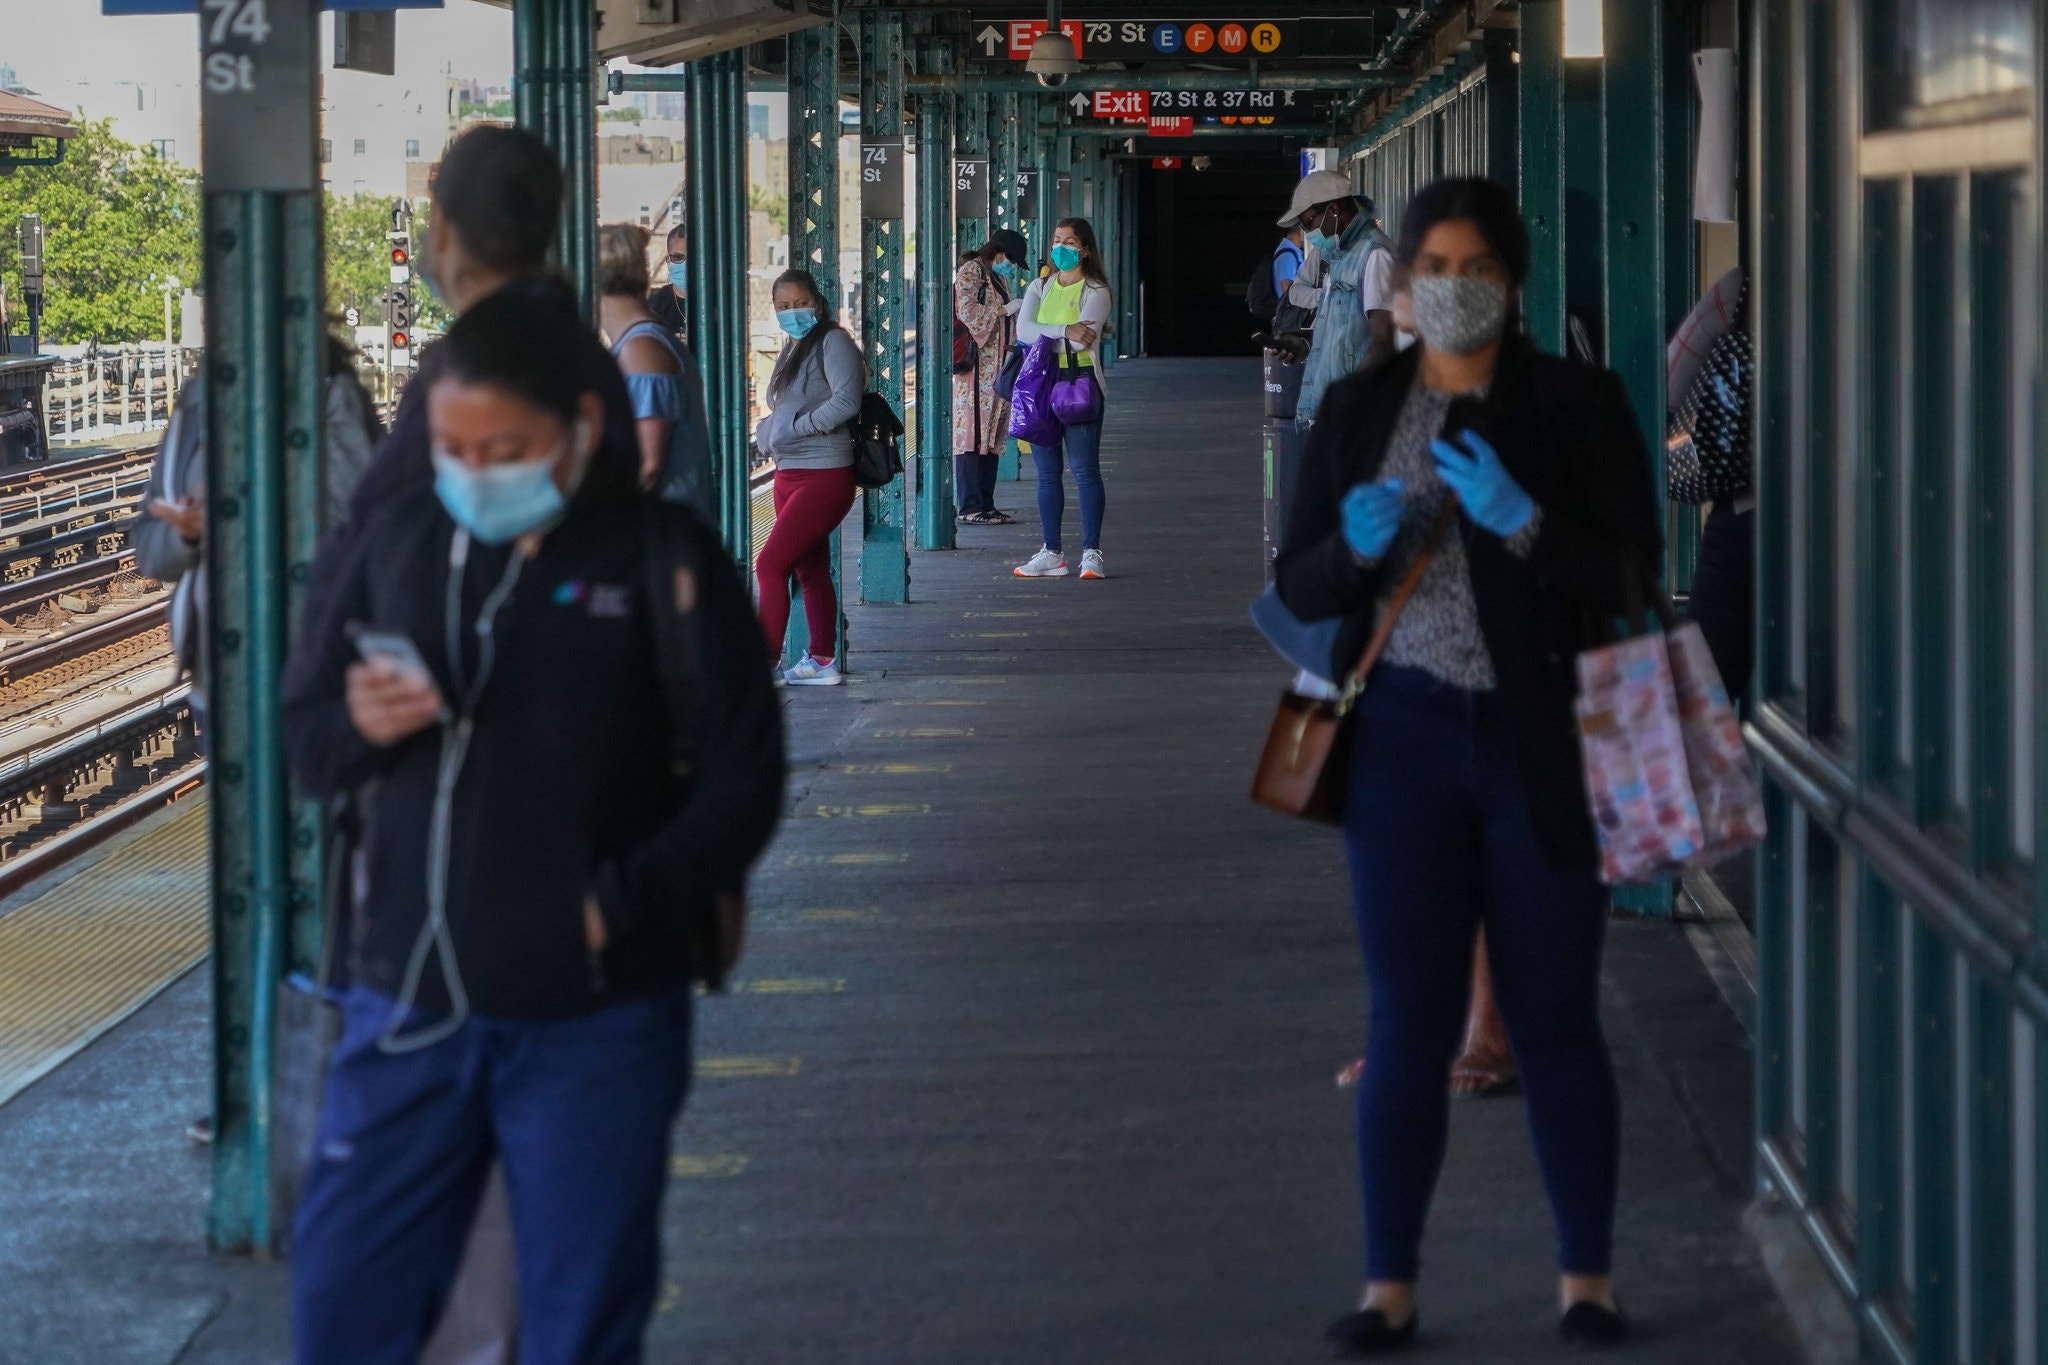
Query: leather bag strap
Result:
<box><xmin>1341</xmin><ymin>503</ymin><xmax>1459</xmax><ymax>697</ymax></box>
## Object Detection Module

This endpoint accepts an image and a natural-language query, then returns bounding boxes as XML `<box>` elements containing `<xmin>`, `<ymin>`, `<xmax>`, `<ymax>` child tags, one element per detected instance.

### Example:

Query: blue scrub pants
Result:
<box><xmin>291</xmin><ymin>987</ymin><xmax>693</xmax><ymax>1365</ymax></box>
<box><xmin>1342</xmin><ymin>666</ymin><xmax>1618</xmax><ymax>1281</ymax></box>
<box><xmin>1030</xmin><ymin>418</ymin><xmax>1105</xmax><ymax>553</ymax></box>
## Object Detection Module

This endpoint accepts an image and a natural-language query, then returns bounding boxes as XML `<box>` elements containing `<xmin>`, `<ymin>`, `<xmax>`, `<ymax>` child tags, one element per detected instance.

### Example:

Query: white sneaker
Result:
<box><xmin>1078</xmin><ymin>549</ymin><xmax>1106</xmax><ymax>580</ymax></box>
<box><xmin>783</xmin><ymin>656</ymin><xmax>843</xmax><ymax>686</ymax></box>
<box><xmin>1014</xmin><ymin>547</ymin><xmax>1069</xmax><ymax>578</ymax></box>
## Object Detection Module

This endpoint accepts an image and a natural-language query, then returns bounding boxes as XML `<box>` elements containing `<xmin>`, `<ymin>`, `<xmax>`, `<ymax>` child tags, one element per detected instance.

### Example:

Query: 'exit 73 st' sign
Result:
<box><xmin>968</xmin><ymin>14</ymin><xmax>1379</xmax><ymax>63</ymax></box>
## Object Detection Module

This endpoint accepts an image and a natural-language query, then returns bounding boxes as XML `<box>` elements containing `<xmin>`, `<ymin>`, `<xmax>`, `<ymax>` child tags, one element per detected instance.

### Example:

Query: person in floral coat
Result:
<box><xmin>953</xmin><ymin>228</ymin><xmax>1029</xmax><ymax>524</ymax></box>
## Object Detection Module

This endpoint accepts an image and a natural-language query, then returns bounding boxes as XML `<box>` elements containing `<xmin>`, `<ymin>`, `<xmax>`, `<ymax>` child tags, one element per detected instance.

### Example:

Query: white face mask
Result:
<box><xmin>1408</xmin><ymin>276</ymin><xmax>1510</xmax><ymax>355</ymax></box>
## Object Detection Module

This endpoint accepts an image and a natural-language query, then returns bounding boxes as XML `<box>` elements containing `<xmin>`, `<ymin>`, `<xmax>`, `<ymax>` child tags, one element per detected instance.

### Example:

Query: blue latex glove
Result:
<box><xmin>1432</xmin><ymin>430</ymin><xmax>1535</xmax><ymax>537</ymax></box>
<box><xmin>1341</xmin><ymin>479</ymin><xmax>1406</xmax><ymax>561</ymax></box>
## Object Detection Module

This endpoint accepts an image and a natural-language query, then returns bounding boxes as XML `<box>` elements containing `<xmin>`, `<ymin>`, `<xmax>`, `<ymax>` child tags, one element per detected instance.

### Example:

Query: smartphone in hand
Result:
<box><xmin>345</xmin><ymin>624</ymin><xmax>433</xmax><ymax>684</ymax></box>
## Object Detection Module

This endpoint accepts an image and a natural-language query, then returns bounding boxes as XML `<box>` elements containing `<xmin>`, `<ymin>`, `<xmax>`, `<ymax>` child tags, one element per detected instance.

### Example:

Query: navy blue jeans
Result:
<box><xmin>291</xmin><ymin>987</ymin><xmax>693</xmax><ymax>1365</ymax></box>
<box><xmin>1342</xmin><ymin>666</ymin><xmax>1618</xmax><ymax>1280</ymax></box>
<box><xmin>1030</xmin><ymin>417</ymin><xmax>1104</xmax><ymax>552</ymax></box>
<box><xmin>954</xmin><ymin>451</ymin><xmax>1000</xmax><ymax>516</ymax></box>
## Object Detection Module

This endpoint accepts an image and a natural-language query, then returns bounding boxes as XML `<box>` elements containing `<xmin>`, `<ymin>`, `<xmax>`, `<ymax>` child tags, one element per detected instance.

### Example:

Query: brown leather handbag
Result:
<box><xmin>1251</xmin><ymin>508</ymin><xmax>1455</xmax><ymax>824</ymax></box>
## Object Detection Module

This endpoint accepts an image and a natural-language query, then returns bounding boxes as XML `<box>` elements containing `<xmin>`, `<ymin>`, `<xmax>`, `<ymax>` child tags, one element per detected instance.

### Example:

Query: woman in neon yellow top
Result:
<box><xmin>1012</xmin><ymin>217</ymin><xmax>1114</xmax><ymax>581</ymax></box>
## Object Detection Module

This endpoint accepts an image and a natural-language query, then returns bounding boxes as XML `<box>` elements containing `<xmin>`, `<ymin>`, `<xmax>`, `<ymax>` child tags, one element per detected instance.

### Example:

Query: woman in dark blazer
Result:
<box><xmin>1276</xmin><ymin>177</ymin><xmax>1660</xmax><ymax>1355</ymax></box>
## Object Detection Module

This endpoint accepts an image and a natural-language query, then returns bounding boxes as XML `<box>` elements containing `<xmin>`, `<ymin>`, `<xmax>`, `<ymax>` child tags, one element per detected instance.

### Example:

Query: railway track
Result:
<box><xmin>0</xmin><ymin>445</ymin><xmax>156</xmax><ymax>501</ymax></box>
<box><xmin>0</xmin><ymin>604</ymin><xmax>172</xmax><ymax>716</ymax></box>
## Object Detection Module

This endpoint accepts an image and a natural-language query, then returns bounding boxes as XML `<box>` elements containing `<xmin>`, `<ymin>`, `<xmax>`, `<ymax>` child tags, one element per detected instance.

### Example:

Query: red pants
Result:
<box><xmin>755</xmin><ymin>464</ymin><xmax>857</xmax><ymax>663</ymax></box>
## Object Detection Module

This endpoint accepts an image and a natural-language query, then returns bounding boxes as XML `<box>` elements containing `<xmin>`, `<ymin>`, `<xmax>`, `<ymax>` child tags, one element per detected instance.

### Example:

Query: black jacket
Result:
<box><xmin>279</xmin><ymin>320</ymin><xmax>783</xmax><ymax>1020</ymax></box>
<box><xmin>1275</xmin><ymin>336</ymin><xmax>1662</xmax><ymax>871</ymax></box>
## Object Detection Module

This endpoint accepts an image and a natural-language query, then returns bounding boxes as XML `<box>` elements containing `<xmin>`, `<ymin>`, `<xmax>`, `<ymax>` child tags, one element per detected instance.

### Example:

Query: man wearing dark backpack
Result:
<box><xmin>1246</xmin><ymin>224</ymin><xmax>1305</xmax><ymax>324</ymax></box>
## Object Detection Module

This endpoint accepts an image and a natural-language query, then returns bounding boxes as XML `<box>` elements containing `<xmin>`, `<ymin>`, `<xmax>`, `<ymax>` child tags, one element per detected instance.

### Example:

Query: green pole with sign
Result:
<box><xmin>195</xmin><ymin>0</ymin><xmax>326</xmax><ymax>1256</ymax></box>
<box><xmin>913</xmin><ymin>33</ymin><xmax>956</xmax><ymax>551</ymax></box>
<box><xmin>858</xmin><ymin>9</ymin><xmax>911</xmax><ymax>604</ymax></box>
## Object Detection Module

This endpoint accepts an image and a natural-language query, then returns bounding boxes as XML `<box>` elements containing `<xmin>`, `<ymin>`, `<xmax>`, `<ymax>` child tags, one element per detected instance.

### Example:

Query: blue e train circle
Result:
<box><xmin>1151</xmin><ymin>23</ymin><xmax>1181</xmax><ymax>53</ymax></box>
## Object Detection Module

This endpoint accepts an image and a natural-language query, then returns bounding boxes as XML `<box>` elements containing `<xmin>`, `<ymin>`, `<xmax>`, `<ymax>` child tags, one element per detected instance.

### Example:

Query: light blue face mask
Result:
<box><xmin>666</xmin><ymin>261</ymin><xmax>688</xmax><ymax>291</ymax></box>
<box><xmin>777</xmin><ymin>307</ymin><xmax>819</xmax><ymax>340</ymax></box>
<box><xmin>993</xmin><ymin>260</ymin><xmax>1016</xmax><ymax>280</ymax></box>
<box><xmin>1050</xmin><ymin>244</ymin><xmax>1081</xmax><ymax>273</ymax></box>
<box><xmin>1303</xmin><ymin>228</ymin><xmax>1336</xmax><ymax>256</ymax></box>
<box><xmin>431</xmin><ymin>423</ymin><xmax>583</xmax><ymax>545</ymax></box>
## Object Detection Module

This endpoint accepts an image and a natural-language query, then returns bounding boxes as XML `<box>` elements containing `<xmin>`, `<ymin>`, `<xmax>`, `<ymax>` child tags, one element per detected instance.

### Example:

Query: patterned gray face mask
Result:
<box><xmin>1409</xmin><ymin>275</ymin><xmax>1509</xmax><ymax>355</ymax></box>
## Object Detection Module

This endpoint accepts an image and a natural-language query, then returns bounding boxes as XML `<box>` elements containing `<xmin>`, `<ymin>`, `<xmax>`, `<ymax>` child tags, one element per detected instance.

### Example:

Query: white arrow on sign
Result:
<box><xmin>1068</xmin><ymin>92</ymin><xmax>1090</xmax><ymax>114</ymax></box>
<box><xmin>976</xmin><ymin>24</ymin><xmax>1003</xmax><ymax>55</ymax></box>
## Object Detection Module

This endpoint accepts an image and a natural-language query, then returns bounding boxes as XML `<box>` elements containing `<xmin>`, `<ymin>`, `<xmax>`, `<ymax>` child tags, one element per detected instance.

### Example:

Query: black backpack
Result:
<box><xmin>850</xmin><ymin>390</ymin><xmax>906</xmax><ymax>489</ymax></box>
<box><xmin>1246</xmin><ymin>239</ymin><xmax>1298</xmax><ymax>319</ymax></box>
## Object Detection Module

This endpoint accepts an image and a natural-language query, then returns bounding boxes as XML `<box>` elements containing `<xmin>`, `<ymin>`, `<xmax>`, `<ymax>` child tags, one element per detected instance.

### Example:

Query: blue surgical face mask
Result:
<box><xmin>993</xmin><ymin>259</ymin><xmax>1016</xmax><ymax>279</ymax></box>
<box><xmin>777</xmin><ymin>307</ymin><xmax>819</xmax><ymax>340</ymax></box>
<box><xmin>666</xmin><ymin>261</ymin><xmax>688</xmax><ymax>291</ymax></box>
<box><xmin>431</xmin><ymin>422</ymin><xmax>584</xmax><ymax>545</ymax></box>
<box><xmin>1050</xmin><ymin>244</ymin><xmax>1081</xmax><ymax>273</ymax></box>
<box><xmin>1303</xmin><ymin>228</ymin><xmax>1336</xmax><ymax>256</ymax></box>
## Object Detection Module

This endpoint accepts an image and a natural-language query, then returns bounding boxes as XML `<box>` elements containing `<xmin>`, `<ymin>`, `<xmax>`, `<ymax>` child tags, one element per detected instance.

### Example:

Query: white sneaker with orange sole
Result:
<box><xmin>1014</xmin><ymin>547</ymin><xmax>1069</xmax><ymax>578</ymax></box>
<box><xmin>1078</xmin><ymin>549</ymin><xmax>1107</xmax><ymax>580</ymax></box>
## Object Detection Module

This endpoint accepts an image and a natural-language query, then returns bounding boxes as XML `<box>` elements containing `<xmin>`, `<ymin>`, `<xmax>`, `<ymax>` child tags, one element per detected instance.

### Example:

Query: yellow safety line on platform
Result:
<box><xmin>0</xmin><ymin>800</ymin><xmax>209</xmax><ymax>1109</ymax></box>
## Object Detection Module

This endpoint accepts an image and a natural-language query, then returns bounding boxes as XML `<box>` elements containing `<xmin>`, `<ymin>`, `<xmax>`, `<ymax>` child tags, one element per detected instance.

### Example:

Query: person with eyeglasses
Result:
<box><xmin>647</xmin><ymin>223</ymin><xmax>689</xmax><ymax>344</ymax></box>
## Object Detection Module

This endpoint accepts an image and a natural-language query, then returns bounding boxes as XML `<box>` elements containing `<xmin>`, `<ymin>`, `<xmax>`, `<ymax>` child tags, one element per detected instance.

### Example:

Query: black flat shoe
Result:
<box><xmin>1324</xmin><ymin>1308</ymin><xmax>1419</xmax><ymax>1356</ymax></box>
<box><xmin>1560</xmin><ymin>1300</ymin><xmax>1629</xmax><ymax>1349</ymax></box>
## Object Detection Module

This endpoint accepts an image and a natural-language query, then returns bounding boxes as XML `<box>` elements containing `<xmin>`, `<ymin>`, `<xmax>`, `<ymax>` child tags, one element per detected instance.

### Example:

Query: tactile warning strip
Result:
<box><xmin>0</xmin><ymin>799</ymin><xmax>209</xmax><ymax>1109</ymax></box>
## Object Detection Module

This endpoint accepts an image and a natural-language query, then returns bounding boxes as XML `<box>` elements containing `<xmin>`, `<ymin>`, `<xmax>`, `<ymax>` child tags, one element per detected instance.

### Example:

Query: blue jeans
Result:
<box><xmin>954</xmin><ymin>451</ymin><xmax>1000</xmax><ymax>516</ymax></box>
<box><xmin>1030</xmin><ymin>418</ymin><xmax>1104</xmax><ymax>552</ymax></box>
<box><xmin>291</xmin><ymin>987</ymin><xmax>694</xmax><ymax>1365</ymax></box>
<box><xmin>1342</xmin><ymin>666</ymin><xmax>1618</xmax><ymax>1280</ymax></box>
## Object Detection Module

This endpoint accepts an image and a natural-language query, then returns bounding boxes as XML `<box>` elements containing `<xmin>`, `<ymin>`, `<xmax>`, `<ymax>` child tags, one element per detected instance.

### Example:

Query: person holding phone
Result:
<box><xmin>1276</xmin><ymin>178</ymin><xmax>1660</xmax><ymax>1354</ymax></box>
<box><xmin>280</xmin><ymin>285</ymin><xmax>784</xmax><ymax>1364</ymax></box>
<box><xmin>1011</xmin><ymin>217</ymin><xmax>1113</xmax><ymax>581</ymax></box>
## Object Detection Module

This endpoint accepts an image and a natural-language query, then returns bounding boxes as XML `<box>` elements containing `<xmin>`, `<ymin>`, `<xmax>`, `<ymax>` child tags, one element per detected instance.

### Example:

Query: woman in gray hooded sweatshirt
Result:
<box><xmin>753</xmin><ymin>268</ymin><xmax>864</xmax><ymax>686</ymax></box>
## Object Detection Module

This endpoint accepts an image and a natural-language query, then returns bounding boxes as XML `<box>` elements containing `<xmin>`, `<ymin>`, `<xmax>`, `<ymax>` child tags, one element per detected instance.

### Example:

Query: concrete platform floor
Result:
<box><xmin>0</xmin><ymin>358</ymin><xmax>1803</xmax><ymax>1364</ymax></box>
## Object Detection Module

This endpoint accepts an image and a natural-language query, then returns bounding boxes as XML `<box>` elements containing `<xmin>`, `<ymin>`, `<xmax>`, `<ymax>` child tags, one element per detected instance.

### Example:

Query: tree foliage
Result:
<box><xmin>0</xmin><ymin>116</ymin><xmax>202</xmax><ymax>345</ymax></box>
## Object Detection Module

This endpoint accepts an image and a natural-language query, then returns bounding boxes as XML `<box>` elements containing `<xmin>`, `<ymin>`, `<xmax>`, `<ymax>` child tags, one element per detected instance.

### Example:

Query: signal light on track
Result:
<box><xmin>390</xmin><ymin>246</ymin><xmax>409</xmax><ymax>266</ymax></box>
<box><xmin>391</xmin><ymin>330</ymin><xmax>410</xmax><ymax>350</ymax></box>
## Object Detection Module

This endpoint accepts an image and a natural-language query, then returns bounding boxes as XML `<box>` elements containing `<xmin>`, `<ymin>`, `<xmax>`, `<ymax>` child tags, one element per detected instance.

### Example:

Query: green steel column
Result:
<box><xmin>1484</xmin><ymin>27</ymin><xmax>1519</xmax><ymax>189</ymax></box>
<box><xmin>1118</xmin><ymin>165</ymin><xmax>1141</xmax><ymax>353</ymax></box>
<box><xmin>1561</xmin><ymin>58</ymin><xmax>1604</xmax><ymax>359</ymax></box>
<box><xmin>858</xmin><ymin>9</ymin><xmax>910</xmax><ymax>603</ymax></box>
<box><xmin>1033</xmin><ymin>106</ymin><xmax>1059</xmax><ymax>241</ymax></box>
<box><xmin>988</xmin><ymin>93</ymin><xmax>1022</xmax><ymax>483</ymax></box>
<box><xmin>785</xmin><ymin>22</ymin><xmax>846</xmax><ymax>665</ymax></box>
<box><xmin>913</xmin><ymin>39</ymin><xmax>956</xmax><ymax>551</ymax></box>
<box><xmin>956</xmin><ymin>90</ymin><xmax>990</xmax><ymax>254</ymax></box>
<box><xmin>1601</xmin><ymin>0</ymin><xmax>1667</xmax><ymax>471</ymax></box>
<box><xmin>686</xmin><ymin>48</ymin><xmax>752</xmax><ymax>568</ymax></box>
<box><xmin>1517</xmin><ymin>0</ymin><xmax>1565</xmax><ymax>354</ymax></box>
<box><xmin>197</xmin><ymin>0</ymin><xmax>324</xmax><ymax>1255</ymax></box>
<box><xmin>514</xmin><ymin>0</ymin><xmax>596</xmax><ymax>315</ymax></box>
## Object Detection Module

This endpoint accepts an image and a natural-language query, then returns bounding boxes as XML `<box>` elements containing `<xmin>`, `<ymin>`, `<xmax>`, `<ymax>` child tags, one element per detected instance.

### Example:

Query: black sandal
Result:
<box><xmin>984</xmin><ymin>508</ymin><xmax>1017</xmax><ymax>524</ymax></box>
<box><xmin>1559</xmin><ymin>1301</ymin><xmax>1629</xmax><ymax>1349</ymax></box>
<box><xmin>1324</xmin><ymin>1308</ymin><xmax>1418</xmax><ymax>1356</ymax></box>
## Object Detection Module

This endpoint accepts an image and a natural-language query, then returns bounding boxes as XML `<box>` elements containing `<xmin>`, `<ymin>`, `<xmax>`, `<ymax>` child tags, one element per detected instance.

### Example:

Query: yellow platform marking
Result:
<box><xmin>905</xmin><ymin>677</ymin><xmax>1008</xmax><ymax>685</ymax></box>
<box><xmin>887</xmin><ymin>699</ymin><xmax>986</xmax><ymax>707</ymax></box>
<box><xmin>949</xmin><ymin>632</ymin><xmax>1029</xmax><ymax>639</ymax></box>
<box><xmin>671</xmin><ymin>1154</ymin><xmax>750</xmax><ymax>1178</ymax></box>
<box><xmin>697</xmin><ymin>1056</ymin><xmax>803</xmax><ymax>1078</ymax></box>
<box><xmin>657</xmin><ymin>1282</ymin><xmax>682</xmax><ymax>1314</ymax></box>
<box><xmin>784</xmin><ymin>851</ymin><xmax>909</xmax><ymax>867</ymax></box>
<box><xmin>0</xmin><ymin>801</ymin><xmax>210</xmax><ymax>1109</ymax></box>
<box><xmin>814</xmin><ymin>803</ymin><xmax>931</xmax><ymax>818</ymax></box>
<box><xmin>797</xmin><ymin>909</ymin><xmax>878</xmax><ymax>923</ymax></box>
<box><xmin>739</xmin><ymin>977</ymin><xmax>846</xmax><ymax>995</ymax></box>
<box><xmin>841</xmin><ymin>762</ymin><xmax>952</xmax><ymax>775</ymax></box>
<box><xmin>870</xmin><ymin>727</ymin><xmax>974</xmax><ymax>739</ymax></box>
<box><xmin>963</xmin><ymin>611</ymin><xmax>1039</xmax><ymax>618</ymax></box>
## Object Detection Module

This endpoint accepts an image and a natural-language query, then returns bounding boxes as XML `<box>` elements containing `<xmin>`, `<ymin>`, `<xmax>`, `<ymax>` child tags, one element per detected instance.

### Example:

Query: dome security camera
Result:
<box><xmin>1025</xmin><ymin>30</ymin><xmax>1081</xmax><ymax>88</ymax></box>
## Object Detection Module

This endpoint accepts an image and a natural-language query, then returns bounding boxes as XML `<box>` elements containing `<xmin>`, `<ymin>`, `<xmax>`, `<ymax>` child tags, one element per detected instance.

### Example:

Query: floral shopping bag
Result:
<box><xmin>1574</xmin><ymin>630</ymin><xmax>1707</xmax><ymax>885</ymax></box>
<box><xmin>1663</xmin><ymin>622</ymin><xmax>1768</xmax><ymax>865</ymax></box>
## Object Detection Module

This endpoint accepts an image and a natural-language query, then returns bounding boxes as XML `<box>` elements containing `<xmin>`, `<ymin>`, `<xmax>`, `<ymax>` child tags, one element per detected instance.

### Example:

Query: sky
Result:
<box><xmin>0</xmin><ymin>1</ymin><xmax>516</xmax><ymax>91</ymax></box>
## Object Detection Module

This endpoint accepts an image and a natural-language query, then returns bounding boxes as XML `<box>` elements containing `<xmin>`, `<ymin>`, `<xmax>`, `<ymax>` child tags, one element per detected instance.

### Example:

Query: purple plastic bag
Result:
<box><xmin>1006</xmin><ymin>338</ymin><xmax>1065</xmax><ymax>447</ymax></box>
<box><xmin>1049</xmin><ymin>344</ymin><xmax>1103</xmax><ymax>426</ymax></box>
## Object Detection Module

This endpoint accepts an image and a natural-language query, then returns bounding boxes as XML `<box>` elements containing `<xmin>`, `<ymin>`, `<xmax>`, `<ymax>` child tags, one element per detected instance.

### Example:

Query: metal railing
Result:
<box><xmin>45</xmin><ymin>347</ymin><xmax>193</xmax><ymax>444</ymax></box>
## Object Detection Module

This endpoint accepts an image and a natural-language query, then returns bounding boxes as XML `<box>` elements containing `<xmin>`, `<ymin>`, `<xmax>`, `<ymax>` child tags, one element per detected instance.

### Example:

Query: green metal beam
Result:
<box><xmin>988</xmin><ymin>92</ymin><xmax>1023</xmax><ymax>483</ymax></box>
<box><xmin>514</xmin><ymin>0</ymin><xmax>596</xmax><ymax>316</ymax></box>
<box><xmin>612</xmin><ymin>69</ymin><xmax>1397</xmax><ymax>95</ymax></box>
<box><xmin>197</xmin><ymin>0</ymin><xmax>324</xmax><ymax>1254</ymax></box>
<box><xmin>859</xmin><ymin>9</ymin><xmax>911</xmax><ymax>604</ymax></box>
<box><xmin>1517</xmin><ymin>0</ymin><xmax>1565</xmax><ymax>355</ymax></box>
<box><xmin>784</xmin><ymin>22</ymin><xmax>847</xmax><ymax>666</ymax></box>
<box><xmin>686</xmin><ymin>49</ymin><xmax>753</xmax><ymax>571</ymax></box>
<box><xmin>914</xmin><ymin>35</ymin><xmax>957</xmax><ymax>551</ymax></box>
<box><xmin>1067</xmin><ymin>124</ymin><xmax>1317</xmax><ymax>139</ymax></box>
